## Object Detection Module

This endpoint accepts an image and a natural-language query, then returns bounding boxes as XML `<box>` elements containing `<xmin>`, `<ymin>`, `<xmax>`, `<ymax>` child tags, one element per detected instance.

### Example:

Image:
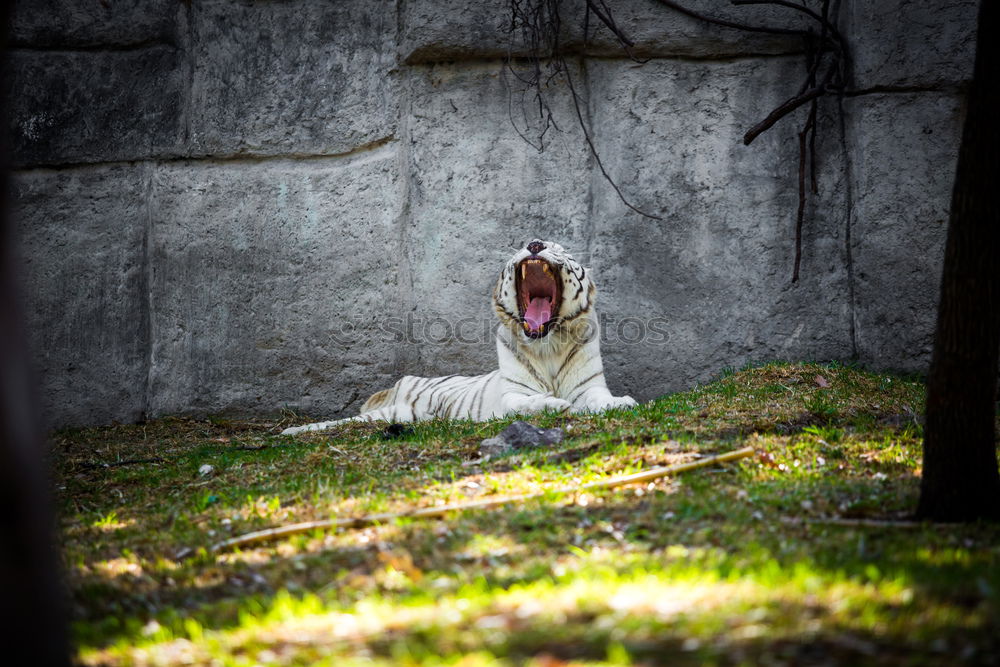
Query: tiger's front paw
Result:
<box><xmin>612</xmin><ymin>395</ymin><xmax>638</xmax><ymax>409</ymax></box>
<box><xmin>583</xmin><ymin>394</ymin><xmax>637</xmax><ymax>413</ymax></box>
<box><xmin>530</xmin><ymin>396</ymin><xmax>572</xmax><ymax>414</ymax></box>
<box><xmin>503</xmin><ymin>393</ymin><xmax>571</xmax><ymax>416</ymax></box>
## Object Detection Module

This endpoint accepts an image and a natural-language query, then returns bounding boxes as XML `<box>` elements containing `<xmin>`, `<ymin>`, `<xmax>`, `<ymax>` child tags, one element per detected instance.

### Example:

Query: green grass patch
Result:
<box><xmin>54</xmin><ymin>363</ymin><xmax>1000</xmax><ymax>665</ymax></box>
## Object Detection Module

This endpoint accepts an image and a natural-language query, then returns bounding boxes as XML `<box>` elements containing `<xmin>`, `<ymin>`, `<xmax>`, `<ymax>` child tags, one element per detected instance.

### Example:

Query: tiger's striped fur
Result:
<box><xmin>281</xmin><ymin>240</ymin><xmax>636</xmax><ymax>435</ymax></box>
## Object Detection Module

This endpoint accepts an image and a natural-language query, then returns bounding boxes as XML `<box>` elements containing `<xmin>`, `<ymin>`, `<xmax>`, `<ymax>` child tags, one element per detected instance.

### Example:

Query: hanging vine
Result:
<box><xmin>503</xmin><ymin>0</ymin><xmax>846</xmax><ymax>281</ymax></box>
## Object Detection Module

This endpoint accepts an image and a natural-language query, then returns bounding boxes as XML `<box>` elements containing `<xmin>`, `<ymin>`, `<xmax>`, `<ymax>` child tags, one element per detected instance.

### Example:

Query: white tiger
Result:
<box><xmin>281</xmin><ymin>240</ymin><xmax>637</xmax><ymax>435</ymax></box>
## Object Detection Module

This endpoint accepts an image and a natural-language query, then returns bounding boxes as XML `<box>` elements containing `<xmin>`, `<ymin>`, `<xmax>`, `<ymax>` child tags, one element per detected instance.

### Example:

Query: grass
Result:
<box><xmin>53</xmin><ymin>362</ymin><xmax>1000</xmax><ymax>665</ymax></box>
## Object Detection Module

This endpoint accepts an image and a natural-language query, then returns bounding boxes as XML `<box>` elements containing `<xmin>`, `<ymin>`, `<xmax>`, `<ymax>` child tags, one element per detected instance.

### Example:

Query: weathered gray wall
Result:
<box><xmin>7</xmin><ymin>0</ymin><xmax>978</xmax><ymax>427</ymax></box>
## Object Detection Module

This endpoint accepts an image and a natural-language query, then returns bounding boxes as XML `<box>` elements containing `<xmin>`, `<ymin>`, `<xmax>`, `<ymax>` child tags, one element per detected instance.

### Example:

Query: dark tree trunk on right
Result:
<box><xmin>917</xmin><ymin>0</ymin><xmax>1000</xmax><ymax>522</ymax></box>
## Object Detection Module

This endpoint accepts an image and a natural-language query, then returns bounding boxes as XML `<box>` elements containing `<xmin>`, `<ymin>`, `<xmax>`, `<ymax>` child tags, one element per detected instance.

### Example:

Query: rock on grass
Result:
<box><xmin>479</xmin><ymin>420</ymin><xmax>564</xmax><ymax>457</ymax></box>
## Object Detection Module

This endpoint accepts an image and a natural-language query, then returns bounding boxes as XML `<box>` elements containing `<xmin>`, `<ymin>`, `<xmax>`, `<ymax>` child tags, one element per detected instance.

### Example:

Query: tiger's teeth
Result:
<box><xmin>521</xmin><ymin>264</ymin><xmax>527</xmax><ymax>279</ymax></box>
<box><xmin>542</xmin><ymin>263</ymin><xmax>552</xmax><ymax>275</ymax></box>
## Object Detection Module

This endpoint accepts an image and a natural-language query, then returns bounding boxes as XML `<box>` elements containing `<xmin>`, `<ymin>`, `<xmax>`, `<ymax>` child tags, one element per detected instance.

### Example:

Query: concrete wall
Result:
<box><xmin>7</xmin><ymin>0</ymin><xmax>978</xmax><ymax>427</ymax></box>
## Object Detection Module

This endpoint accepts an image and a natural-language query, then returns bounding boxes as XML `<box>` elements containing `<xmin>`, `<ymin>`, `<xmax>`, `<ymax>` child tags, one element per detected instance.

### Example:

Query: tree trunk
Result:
<box><xmin>917</xmin><ymin>0</ymin><xmax>1000</xmax><ymax>522</ymax></box>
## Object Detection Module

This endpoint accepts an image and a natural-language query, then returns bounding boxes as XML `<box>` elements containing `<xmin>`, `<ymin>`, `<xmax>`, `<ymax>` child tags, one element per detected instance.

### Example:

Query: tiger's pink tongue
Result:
<box><xmin>524</xmin><ymin>297</ymin><xmax>551</xmax><ymax>331</ymax></box>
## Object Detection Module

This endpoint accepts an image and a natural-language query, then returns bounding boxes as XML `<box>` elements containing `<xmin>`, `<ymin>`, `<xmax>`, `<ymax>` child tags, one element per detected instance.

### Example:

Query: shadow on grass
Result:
<box><xmin>72</xmin><ymin>473</ymin><xmax>1000</xmax><ymax>664</ymax></box>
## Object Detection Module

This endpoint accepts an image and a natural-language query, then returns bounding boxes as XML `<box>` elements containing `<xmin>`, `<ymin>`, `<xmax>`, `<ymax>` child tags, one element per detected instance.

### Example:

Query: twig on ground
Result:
<box><xmin>780</xmin><ymin>516</ymin><xmax>922</xmax><ymax>529</ymax></box>
<box><xmin>234</xmin><ymin>444</ymin><xmax>269</xmax><ymax>451</ymax></box>
<box><xmin>78</xmin><ymin>457</ymin><xmax>166</xmax><ymax>471</ymax></box>
<box><xmin>211</xmin><ymin>445</ymin><xmax>755</xmax><ymax>552</ymax></box>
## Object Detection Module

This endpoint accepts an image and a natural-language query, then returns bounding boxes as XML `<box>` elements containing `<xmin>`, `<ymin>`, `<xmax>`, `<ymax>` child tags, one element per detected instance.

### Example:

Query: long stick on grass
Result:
<box><xmin>211</xmin><ymin>446</ymin><xmax>755</xmax><ymax>553</ymax></box>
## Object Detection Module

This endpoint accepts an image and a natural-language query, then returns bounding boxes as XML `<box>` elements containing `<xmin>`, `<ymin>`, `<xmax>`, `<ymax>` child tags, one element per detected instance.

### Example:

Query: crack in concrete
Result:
<box><xmin>837</xmin><ymin>94</ymin><xmax>859</xmax><ymax>361</ymax></box>
<box><xmin>180</xmin><ymin>0</ymin><xmax>195</xmax><ymax>153</ymax></box>
<box><xmin>580</xmin><ymin>56</ymin><xmax>597</xmax><ymax>268</ymax></box>
<box><xmin>393</xmin><ymin>0</ymin><xmax>421</xmax><ymax>383</ymax></box>
<box><xmin>405</xmin><ymin>49</ymin><xmax>809</xmax><ymax>67</ymax></box>
<box><xmin>141</xmin><ymin>162</ymin><xmax>155</xmax><ymax>420</ymax></box>
<box><xmin>843</xmin><ymin>84</ymin><xmax>966</xmax><ymax>97</ymax></box>
<box><xmin>10</xmin><ymin>136</ymin><xmax>399</xmax><ymax>173</ymax></box>
<box><xmin>8</xmin><ymin>41</ymin><xmax>178</xmax><ymax>54</ymax></box>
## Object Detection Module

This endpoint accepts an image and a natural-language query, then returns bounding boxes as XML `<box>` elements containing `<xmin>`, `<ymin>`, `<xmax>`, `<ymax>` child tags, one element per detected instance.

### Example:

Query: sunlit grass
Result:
<box><xmin>55</xmin><ymin>362</ymin><xmax>1000</xmax><ymax>665</ymax></box>
<box><xmin>78</xmin><ymin>551</ymin><xmax>934</xmax><ymax>664</ymax></box>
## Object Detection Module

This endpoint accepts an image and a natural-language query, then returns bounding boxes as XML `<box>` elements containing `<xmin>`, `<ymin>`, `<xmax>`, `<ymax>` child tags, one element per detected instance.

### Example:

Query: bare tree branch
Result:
<box><xmin>505</xmin><ymin>0</ymin><xmax>848</xmax><ymax>278</ymax></box>
<box><xmin>732</xmin><ymin>0</ymin><xmax>843</xmax><ymax>48</ymax></box>
<box><xmin>564</xmin><ymin>63</ymin><xmax>664</xmax><ymax>220</ymax></box>
<box><xmin>793</xmin><ymin>101</ymin><xmax>818</xmax><ymax>282</ymax></box>
<box><xmin>585</xmin><ymin>0</ymin><xmax>635</xmax><ymax>48</ymax></box>
<box><xmin>743</xmin><ymin>85</ymin><xmax>826</xmax><ymax>146</ymax></box>
<box><xmin>652</xmin><ymin>0</ymin><xmax>807</xmax><ymax>36</ymax></box>
<box><xmin>504</xmin><ymin>0</ymin><xmax>662</xmax><ymax>219</ymax></box>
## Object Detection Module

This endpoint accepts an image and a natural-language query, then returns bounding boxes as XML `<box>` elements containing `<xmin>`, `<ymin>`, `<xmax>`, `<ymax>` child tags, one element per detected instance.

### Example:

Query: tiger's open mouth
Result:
<box><xmin>516</xmin><ymin>258</ymin><xmax>562</xmax><ymax>338</ymax></box>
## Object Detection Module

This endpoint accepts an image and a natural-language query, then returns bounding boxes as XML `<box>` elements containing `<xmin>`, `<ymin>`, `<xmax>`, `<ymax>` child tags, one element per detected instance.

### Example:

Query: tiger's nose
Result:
<box><xmin>527</xmin><ymin>241</ymin><xmax>545</xmax><ymax>255</ymax></box>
